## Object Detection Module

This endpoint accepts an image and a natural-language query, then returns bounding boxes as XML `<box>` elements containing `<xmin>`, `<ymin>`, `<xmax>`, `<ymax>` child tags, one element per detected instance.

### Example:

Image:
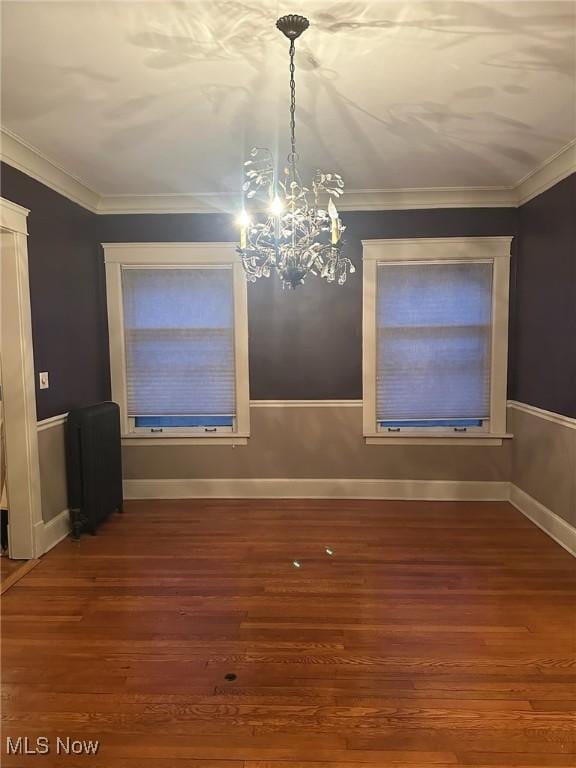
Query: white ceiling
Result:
<box><xmin>1</xmin><ymin>0</ymin><xmax>575</xmax><ymax>198</ymax></box>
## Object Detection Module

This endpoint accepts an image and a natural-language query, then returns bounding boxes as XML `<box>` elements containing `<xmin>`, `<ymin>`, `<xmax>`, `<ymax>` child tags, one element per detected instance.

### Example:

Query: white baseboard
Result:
<box><xmin>124</xmin><ymin>478</ymin><xmax>509</xmax><ymax>502</ymax></box>
<box><xmin>91</xmin><ymin>480</ymin><xmax>576</xmax><ymax>558</ymax></box>
<box><xmin>36</xmin><ymin>509</ymin><xmax>71</xmax><ymax>555</ymax></box>
<box><xmin>509</xmin><ymin>485</ymin><xmax>576</xmax><ymax>557</ymax></box>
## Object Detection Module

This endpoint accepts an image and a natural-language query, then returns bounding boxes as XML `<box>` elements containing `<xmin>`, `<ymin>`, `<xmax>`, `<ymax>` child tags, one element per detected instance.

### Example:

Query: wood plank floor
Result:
<box><xmin>1</xmin><ymin>556</ymin><xmax>40</xmax><ymax>595</ymax></box>
<box><xmin>1</xmin><ymin>499</ymin><xmax>575</xmax><ymax>767</ymax></box>
<box><xmin>1</xmin><ymin>555</ymin><xmax>28</xmax><ymax>583</ymax></box>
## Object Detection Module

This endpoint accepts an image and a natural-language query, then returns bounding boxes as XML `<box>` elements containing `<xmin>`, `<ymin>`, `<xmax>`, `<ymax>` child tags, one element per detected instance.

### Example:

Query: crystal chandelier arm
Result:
<box><xmin>243</xmin><ymin>148</ymin><xmax>275</xmax><ymax>199</ymax></box>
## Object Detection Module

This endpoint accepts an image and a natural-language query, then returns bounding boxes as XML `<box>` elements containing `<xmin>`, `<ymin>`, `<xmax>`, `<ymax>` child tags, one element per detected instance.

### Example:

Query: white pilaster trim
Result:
<box><xmin>1</xmin><ymin>197</ymin><xmax>42</xmax><ymax>559</ymax></box>
<box><xmin>507</xmin><ymin>401</ymin><xmax>576</xmax><ymax>430</ymax></box>
<box><xmin>509</xmin><ymin>485</ymin><xmax>576</xmax><ymax>558</ymax></box>
<box><xmin>123</xmin><ymin>478</ymin><xmax>510</xmax><ymax>502</ymax></box>
<box><xmin>0</xmin><ymin>197</ymin><xmax>29</xmax><ymax>234</ymax></box>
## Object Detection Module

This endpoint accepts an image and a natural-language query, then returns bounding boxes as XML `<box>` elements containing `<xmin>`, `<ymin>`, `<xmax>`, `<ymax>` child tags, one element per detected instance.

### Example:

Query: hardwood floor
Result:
<box><xmin>0</xmin><ymin>556</ymin><xmax>39</xmax><ymax>595</ymax></box>
<box><xmin>1</xmin><ymin>499</ymin><xmax>575</xmax><ymax>767</ymax></box>
<box><xmin>0</xmin><ymin>555</ymin><xmax>24</xmax><ymax>583</ymax></box>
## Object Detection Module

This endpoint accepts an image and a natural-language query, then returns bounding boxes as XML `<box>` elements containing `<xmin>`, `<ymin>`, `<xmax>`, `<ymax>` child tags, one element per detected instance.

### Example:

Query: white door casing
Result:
<box><xmin>0</xmin><ymin>197</ymin><xmax>42</xmax><ymax>558</ymax></box>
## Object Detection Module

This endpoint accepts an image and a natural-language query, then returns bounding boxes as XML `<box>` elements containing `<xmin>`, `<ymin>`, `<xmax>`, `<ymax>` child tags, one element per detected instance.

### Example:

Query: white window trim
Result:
<box><xmin>103</xmin><ymin>242</ymin><xmax>250</xmax><ymax>446</ymax></box>
<box><xmin>362</xmin><ymin>237</ymin><xmax>513</xmax><ymax>446</ymax></box>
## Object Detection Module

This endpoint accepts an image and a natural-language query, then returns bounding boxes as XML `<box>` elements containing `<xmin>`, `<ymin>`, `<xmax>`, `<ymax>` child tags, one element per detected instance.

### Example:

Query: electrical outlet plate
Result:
<box><xmin>39</xmin><ymin>371</ymin><xmax>49</xmax><ymax>390</ymax></box>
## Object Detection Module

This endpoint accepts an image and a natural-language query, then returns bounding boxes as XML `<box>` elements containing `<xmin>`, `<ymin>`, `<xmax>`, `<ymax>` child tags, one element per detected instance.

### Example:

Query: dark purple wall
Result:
<box><xmin>3</xmin><ymin>161</ymin><xmax>529</xmax><ymax>414</ymax></box>
<box><xmin>511</xmin><ymin>173</ymin><xmax>576</xmax><ymax>418</ymax></box>
<box><xmin>99</xmin><ymin>208</ymin><xmax>517</xmax><ymax>400</ymax></box>
<box><xmin>0</xmin><ymin>163</ymin><xmax>110</xmax><ymax>420</ymax></box>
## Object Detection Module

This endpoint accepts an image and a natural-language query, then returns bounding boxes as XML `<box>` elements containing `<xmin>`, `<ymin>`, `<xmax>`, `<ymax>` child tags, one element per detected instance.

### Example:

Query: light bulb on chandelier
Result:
<box><xmin>269</xmin><ymin>196</ymin><xmax>284</xmax><ymax>216</ymax></box>
<box><xmin>236</xmin><ymin>13</ymin><xmax>354</xmax><ymax>289</ymax></box>
<box><xmin>236</xmin><ymin>210</ymin><xmax>251</xmax><ymax>249</ymax></box>
<box><xmin>236</xmin><ymin>210</ymin><xmax>251</xmax><ymax>228</ymax></box>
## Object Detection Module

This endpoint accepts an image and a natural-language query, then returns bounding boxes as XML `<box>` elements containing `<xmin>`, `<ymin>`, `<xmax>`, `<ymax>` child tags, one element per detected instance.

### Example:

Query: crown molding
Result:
<box><xmin>97</xmin><ymin>192</ymin><xmax>236</xmax><ymax>215</ymax></box>
<box><xmin>1</xmin><ymin>128</ymin><xmax>574</xmax><ymax>215</ymax></box>
<box><xmin>97</xmin><ymin>186</ymin><xmax>519</xmax><ymax>214</ymax></box>
<box><xmin>515</xmin><ymin>138</ymin><xmax>576</xmax><ymax>206</ymax></box>
<box><xmin>0</xmin><ymin>129</ymin><xmax>100</xmax><ymax>213</ymax></box>
<box><xmin>331</xmin><ymin>186</ymin><xmax>518</xmax><ymax>211</ymax></box>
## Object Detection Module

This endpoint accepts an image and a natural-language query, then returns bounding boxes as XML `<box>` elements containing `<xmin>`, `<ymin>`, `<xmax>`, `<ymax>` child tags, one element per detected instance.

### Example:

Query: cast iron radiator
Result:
<box><xmin>66</xmin><ymin>402</ymin><xmax>123</xmax><ymax>539</ymax></box>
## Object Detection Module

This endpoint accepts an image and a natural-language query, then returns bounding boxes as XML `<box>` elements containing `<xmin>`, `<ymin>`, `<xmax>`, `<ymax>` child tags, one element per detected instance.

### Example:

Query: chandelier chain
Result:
<box><xmin>289</xmin><ymin>39</ymin><xmax>297</xmax><ymax>166</ymax></box>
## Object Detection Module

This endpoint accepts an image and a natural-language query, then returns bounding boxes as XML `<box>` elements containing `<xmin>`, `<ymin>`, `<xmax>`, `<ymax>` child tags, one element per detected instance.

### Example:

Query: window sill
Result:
<box><xmin>365</xmin><ymin>433</ymin><xmax>513</xmax><ymax>447</ymax></box>
<box><xmin>121</xmin><ymin>434</ymin><xmax>249</xmax><ymax>446</ymax></box>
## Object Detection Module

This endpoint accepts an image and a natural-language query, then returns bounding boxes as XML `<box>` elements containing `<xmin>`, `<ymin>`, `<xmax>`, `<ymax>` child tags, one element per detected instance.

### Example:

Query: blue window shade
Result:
<box><xmin>135</xmin><ymin>416</ymin><xmax>233</xmax><ymax>428</ymax></box>
<box><xmin>380</xmin><ymin>419</ymin><xmax>484</xmax><ymax>429</ymax></box>
<box><xmin>122</xmin><ymin>268</ymin><xmax>236</xmax><ymax>418</ymax></box>
<box><xmin>376</xmin><ymin>262</ymin><xmax>493</xmax><ymax>422</ymax></box>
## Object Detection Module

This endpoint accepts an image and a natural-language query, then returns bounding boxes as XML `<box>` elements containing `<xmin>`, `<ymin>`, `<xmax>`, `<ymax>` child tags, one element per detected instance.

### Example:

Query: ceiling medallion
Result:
<box><xmin>237</xmin><ymin>14</ymin><xmax>354</xmax><ymax>289</ymax></box>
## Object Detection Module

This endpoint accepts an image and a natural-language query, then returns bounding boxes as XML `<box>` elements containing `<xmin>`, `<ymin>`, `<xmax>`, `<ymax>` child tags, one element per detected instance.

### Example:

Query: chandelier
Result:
<box><xmin>237</xmin><ymin>14</ymin><xmax>354</xmax><ymax>289</ymax></box>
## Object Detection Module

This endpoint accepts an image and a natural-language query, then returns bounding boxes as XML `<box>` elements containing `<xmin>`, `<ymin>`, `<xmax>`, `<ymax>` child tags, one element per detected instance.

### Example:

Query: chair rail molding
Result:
<box><xmin>507</xmin><ymin>400</ymin><xmax>576</xmax><ymax>430</ymax></box>
<box><xmin>37</xmin><ymin>413</ymin><xmax>68</xmax><ymax>432</ymax></box>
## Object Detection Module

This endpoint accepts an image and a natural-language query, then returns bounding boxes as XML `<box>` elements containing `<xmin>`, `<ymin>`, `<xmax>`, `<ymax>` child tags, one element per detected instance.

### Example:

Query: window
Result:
<box><xmin>362</xmin><ymin>237</ymin><xmax>512</xmax><ymax>445</ymax></box>
<box><xmin>104</xmin><ymin>243</ymin><xmax>249</xmax><ymax>444</ymax></box>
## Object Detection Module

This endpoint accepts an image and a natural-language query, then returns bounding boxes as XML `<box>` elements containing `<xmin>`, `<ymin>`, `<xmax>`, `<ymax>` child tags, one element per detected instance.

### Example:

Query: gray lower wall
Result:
<box><xmin>38</xmin><ymin>421</ymin><xmax>68</xmax><ymax>523</ymax></box>
<box><xmin>37</xmin><ymin>406</ymin><xmax>575</xmax><ymax>534</ymax></box>
<box><xmin>123</xmin><ymin>404</ymin><xmax>510</xmax><ymax>482</ymax></box>
<box><xmin>509</xmin><ymin>406</ymin><xmax>576</xmax><ymax>527</ymax></box>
